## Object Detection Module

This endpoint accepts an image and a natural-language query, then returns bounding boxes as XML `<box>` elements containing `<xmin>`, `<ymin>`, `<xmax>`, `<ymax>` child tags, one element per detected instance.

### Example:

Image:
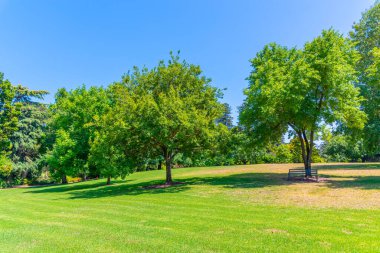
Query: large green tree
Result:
<box><xmin>216</xmin><ymin>103</ymin><xmax>234</xmax><ymax>129</ymax></box>
<box><xmin>240</xmin><ymin>30</ymin><xmax>366</xmax><ymax>176</ymax></box>
<box><xmin>0</xmin><ymin>73</ymin><xmax>47</xmax><ymax>186</ymax></box>
<box><xmin>350</xmin><ymin>2</ymin><xmax>380</xmax><ymax>156</ymax></box>
<box><xmin>48</xmin><ymin>86</ymin><xmax>110</xmax><ymax>183</ymax></box>
<box><xmin>89</xmin><ymin>104</ymin><xmax>135</xmax><ymax>184</ymax></box>
<box><xmin>109</xmin><ymin>54</ymin><xmax>224</xmax><ymax>184</ymax></box>
<box><xmin>0</xmin><ymin>74</ymin><xmax>22</xmax><ymax>156</ymax></box>
<box><xmin>10</xmin><ymin>103</ymin><xmax>49</xmax><ymax>181</ymax></box>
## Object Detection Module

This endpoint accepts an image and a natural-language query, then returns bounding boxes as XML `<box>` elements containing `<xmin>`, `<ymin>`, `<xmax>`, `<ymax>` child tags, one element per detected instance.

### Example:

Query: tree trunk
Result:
<box><xmin>296</xmin><ymin>131</ymin><xmax>308</xmax><ymax>175</ymax></box>
<box><xmin>106</xmin><ymin>176</ymin><xmax>111</xmax><ymax>185</ymax></box>
<box><xmin>165</xmin><ymin>157</ymin><xmax>172</xmax><ymax>185</ymax></box>
<box><xmin>158</xmin><ymin>160</ymin><xmax>162</xmax><ymax>170</ymax></box>
<box><xmin>162</xmin><ymin>147</ymin><xmax>174</xmax><ymax>185</ymax></box>
<box><xmin>305</xmin><ymin>131</ymin><xmax>314</xmax><ymax>177</ymax></box>
<box><xmin>297</xmin><ymin>130</ymin><xmax>313</xmax><ymax>177</ymax></box>
<box><xmin>22</xmin><ymin>170</ymin><xmax>28</xmax><ymax>180</ymax></box>
<box><xmin>62</xmin><ymin>174</ymin><xmax>68</xmax><ymax>184</ymax></box>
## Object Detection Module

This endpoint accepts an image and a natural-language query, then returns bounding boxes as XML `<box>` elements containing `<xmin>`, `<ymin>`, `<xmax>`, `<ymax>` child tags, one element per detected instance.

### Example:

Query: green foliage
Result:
<box><xmin>106</xmin><ymin>53</ymin><xmax>224</xmax><ymax>183</ymax></box>
<box><xmin>10</xmin><ymin>104</ymin><xmax>49</xmax><ymax>180</ymax></box>
<box><xmin>0</xmin><ymin>156</ymin><xmax>12</xmax><ymax>188</ymax></box>
<box><xmin>320</xmin><ymin>127</ymin><xmax>364</xmax><ymax>162</ymax></box>
<box><xmin>321</xmin><ymin>134</ymin><xmax>363</xmax><ymax>162</ymax></box>
<box><xmin>216</xmin><ymin>103</ymin><xmax>234</xmax><ymax>129</ymax></box>
<box><xmin>240</xmin><ymin>30</ymin><xmax>365</xmax><ymax>173</ymax></box>
<box><xmin>48</xmin><ymin>86</ymin><xmax>110</xmax><ymax>180</ymax></box>
<box><xmin>0</xmin><ymin>156</ymin><xmax>12</xmax><ymax>178</ymax></box>
<box><xmin>350</xmin><ymin>2</ymin><xmax>380</xmax><ymax>76</ymax></box>
<box><xmin>287</xmin><ymin>138</ymin><xmax>324</xmax><ymax>163</ymax></box>
<box><xmin>362</xmin><ymin>47</ymin><xmax>380</xmax><ymax>155</ymax></box>
<box><xmin>350</xmin><ymin>2</ymin><xmax>380</xmax><ymax>155</ymax></box>
<box><xmin>0</xmin><ymin>74</ymin><xmax>22</xmax><ymax>156</ymax></box>
<box><xmin>89</xmin><ymin>122</ymin><xmax>133</xmax><ymax>184</ymax></box>
<box><xmin>271</xmin><ymin>144</ymin><xmax>292</xmax><ymax>163</ymax></box>
<box><xmin>0</xmin><ymin>73</ymin><xmax>48</xmax><ymax>187</ymax></box>
<box><xmin>46</xmin><ymin>129</ymin><xmax>77</xmax><ymax>183</ymax></box>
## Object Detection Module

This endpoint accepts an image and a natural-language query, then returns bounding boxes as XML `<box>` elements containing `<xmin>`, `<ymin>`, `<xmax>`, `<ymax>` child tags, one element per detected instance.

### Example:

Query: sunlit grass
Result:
<box><xmin>1</xmin><ymin>163</ymin><xmax>380</xmax><ymax>252</ymax></box>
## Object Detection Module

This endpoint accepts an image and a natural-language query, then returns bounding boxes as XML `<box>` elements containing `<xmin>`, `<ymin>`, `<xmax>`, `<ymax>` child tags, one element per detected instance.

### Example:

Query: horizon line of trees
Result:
<box><xmin>0</xmin><ymin>2</ymin><xmax>379</xmax><ymax>187</ymax></box>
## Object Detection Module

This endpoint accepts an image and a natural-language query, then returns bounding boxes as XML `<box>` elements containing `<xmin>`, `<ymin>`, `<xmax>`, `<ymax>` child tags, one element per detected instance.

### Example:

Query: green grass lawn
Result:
<box><xmin>1</xmin><ymin>163</ymin><xmax>380</xmax><ymax>252</ymax></box>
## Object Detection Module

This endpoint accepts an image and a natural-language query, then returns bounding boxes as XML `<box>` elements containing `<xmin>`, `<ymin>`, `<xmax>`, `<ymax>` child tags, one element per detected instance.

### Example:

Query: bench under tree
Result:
<box><xmin>288</xmin><ymin>168</ymin><xmax>319</xmax><ymax>181</ymax></box>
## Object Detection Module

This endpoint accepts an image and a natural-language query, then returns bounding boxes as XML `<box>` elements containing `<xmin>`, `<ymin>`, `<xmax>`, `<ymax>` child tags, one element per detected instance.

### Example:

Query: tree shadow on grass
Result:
<box><xmin>28</xmin><ymin>179</ymin><xmax>126</xmax><ymax>193</ymax></box>
<box><xmin>314</xmin><ymin>163</ymin><xmax>380</xmax><ymax>190</ymax></box>
<box><xmin>27</xmin><ymin>163</ymin><xmax>380</xmax><ymax>199</ymax></box>
<box><xmin>68</xmin><ymin>180</ymin><xmax>191</xmax><ymax>199</ymax></box>
<box><xmin>320</xmin><ymin>174</ymin><xmax>380</xmax><ymax>190</ymax></box>
<box><xmin>314</xmin><ymin>163</ymin><xmax>380</xmax><ymax>170</ymax></box>
<box><xmin>181</xmin><ymin>172</ymin><xmax>290</xmax><ymax>189</ymax></box>
<box><xmin>42</xmin><ymin>172</ymin><xmax>295</xmax><ymax>199</ymax></box>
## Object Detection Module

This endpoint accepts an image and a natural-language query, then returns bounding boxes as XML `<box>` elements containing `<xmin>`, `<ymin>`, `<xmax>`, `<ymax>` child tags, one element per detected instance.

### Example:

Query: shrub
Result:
<box><xmin>0</xmin><ymin>156</ymin><xmax>12</xmax><ymax>178</ymax></box>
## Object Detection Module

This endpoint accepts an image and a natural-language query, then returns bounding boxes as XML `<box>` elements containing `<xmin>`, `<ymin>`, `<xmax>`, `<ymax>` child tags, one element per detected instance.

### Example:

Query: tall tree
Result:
<box><xmin>240</xmin><ymin>30</ymin><xmax>366</xmax><ymax>176</ymax></box>
<box><xmin>0</xmin><ymin>72</ymin><xmax>47</xmax><ymax>186</ymax></box>
<box><xmin>10</xmin><ymin>104</ymin><xmax>49</xmax><ymax>180</ymax></box>
<box><xmin>0</xmin><ymin>74</ymin><xmax>22</xmax><ymax>156</ymax></box>
<box><xmin>216</xmin><ymin>103</ymin><xmax>234</xmax><ymax>129</ymax></box>
<box><xmin>115</xmin><ymin>53</ymin><xmax>224</xmax><ymax>184</ymax></box>
<box><xmin>48</xmin><ymin>86</ymin><xmax>110</xmax><ymax>182</ymax></box>
<box><xmin>350</xmin><ymin>2</ymin><xmax>380</xmax><ymax>156</ymax></box>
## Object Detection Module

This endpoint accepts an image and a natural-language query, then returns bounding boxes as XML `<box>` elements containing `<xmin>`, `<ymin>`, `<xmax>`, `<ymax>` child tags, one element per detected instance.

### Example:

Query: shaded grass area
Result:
<box><xmin>315</xmin><ymin>163</ymin><xmax>380</xmax><ymax>170</ymax></box>
<box><xmin>1</xmin><ymin>163</ymin><xmax>380</xmax><ymax>252</ymax></box>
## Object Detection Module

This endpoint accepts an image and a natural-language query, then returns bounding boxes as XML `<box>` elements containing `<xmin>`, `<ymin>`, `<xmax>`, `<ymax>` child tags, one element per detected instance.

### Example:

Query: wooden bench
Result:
<box><xmin>287</xmin><ymin>168</ymin><xmax>318</xmax><ymax>181</ymax></box>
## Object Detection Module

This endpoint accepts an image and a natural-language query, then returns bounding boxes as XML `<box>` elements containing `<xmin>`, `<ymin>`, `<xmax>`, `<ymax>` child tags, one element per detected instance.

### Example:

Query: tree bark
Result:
<box><xmin>297</xmin><ymin>130</ymin><xmax>313</xmax><ymax>177</ymax></box>
<box><xmin>163</xmin><ymin>147</ymin><xmax>173</xmax><ymax>185</ymax></box>
<box><xmin>306</xmin><ymin>130</ymin><xmax>314</xmax><ymax>177</ymax></box>
<box><xmin>165</xmin><ymin>157</ymin><xmax>172</xmax><ymax>185</ymax></box>
<box><xmin>296</xmin><ymin>131</ymin><xmax>308</xmax><ymax>172</ymax></box>
<box><xmin>158</xmin><ymin>160</ymin><xmax>162</xmax><ymax>170</ymax></box>
<box><xmin>106</xmin><ymin>176</ymin><xmax>111</xmax><ymax>185</ymax></box>
<box><xmin>61</xmin><ymin>174</ymin><xmax>68</xmax><ymax>184</ymax></box>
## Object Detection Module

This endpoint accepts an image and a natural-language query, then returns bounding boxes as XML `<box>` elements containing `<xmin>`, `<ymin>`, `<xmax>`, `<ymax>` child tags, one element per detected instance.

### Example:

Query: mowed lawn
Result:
<box><xmin>1</xmin><ymin>163</ymin><xmax>380</xmax><ymax>252</ymax></box>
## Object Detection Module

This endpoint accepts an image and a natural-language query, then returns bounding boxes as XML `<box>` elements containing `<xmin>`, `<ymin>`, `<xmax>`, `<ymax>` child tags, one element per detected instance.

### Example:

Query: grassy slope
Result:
<box><xmin>1</xmin><ymin>163</ymin><xmax>380</xmax><ymax>253</ymax></box>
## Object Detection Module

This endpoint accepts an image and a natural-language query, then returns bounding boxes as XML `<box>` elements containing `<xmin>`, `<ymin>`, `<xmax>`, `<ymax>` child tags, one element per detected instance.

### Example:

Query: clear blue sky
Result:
<box><xmin>0</xmin><ymin>0</ymin><xmax>375</xmax><ymax>121</ymax></box>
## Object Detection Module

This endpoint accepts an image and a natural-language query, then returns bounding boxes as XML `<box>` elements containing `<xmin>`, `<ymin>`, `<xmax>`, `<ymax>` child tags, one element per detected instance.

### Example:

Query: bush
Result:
<box><xmin>0</xmin><ymin>156</ymin><xmax>13</xmax><ymax>187</ymax></box>
<box><xmin>0</xmin><ymin>156</ymin><xmax>12</xmax><ymax>178</ymax></box>
<box><xmin>67</xmin><ymin>176</ymin><xmax>82</xmax><ymax>183</ymax></box>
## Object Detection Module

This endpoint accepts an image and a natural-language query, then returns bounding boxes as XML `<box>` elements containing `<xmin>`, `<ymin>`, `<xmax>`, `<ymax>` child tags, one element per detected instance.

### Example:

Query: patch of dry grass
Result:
<box><xmin>180</xmin><ymin>163</ymin><xmax>380</xmax><ymax>209</ymax></box>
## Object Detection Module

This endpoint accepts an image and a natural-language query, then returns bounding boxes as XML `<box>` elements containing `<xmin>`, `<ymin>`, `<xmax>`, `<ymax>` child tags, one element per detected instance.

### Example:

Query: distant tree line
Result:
<box><xmin>0</xmin><ymin>2</ymin><xmax>379</xmax><ymax>187</ymax></box>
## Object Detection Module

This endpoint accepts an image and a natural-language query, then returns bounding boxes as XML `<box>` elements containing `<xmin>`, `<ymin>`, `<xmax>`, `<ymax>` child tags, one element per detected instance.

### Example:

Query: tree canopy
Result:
<box><xmin>240</xmin><ymin>29</ymin><xmax>366</xmax><ymax>175</ymax></box>
<box><xmin>350</xmin><ymin>1</ymin><xmax>380</xmax><ymax>156</ymax></box>
<box><xmin>0</xmin><ymin>73</ymin><xmax>47</xmax><ymax>186</ymax></box>
<box><xmin>102</xmin><ymin>53</ymin><xmax>224</xmax><ymax>184</ymax></box>
<box><xmin>47</xmin><ymin>86</ymin><xmax>110</xmax><ymax>183</ymax></box>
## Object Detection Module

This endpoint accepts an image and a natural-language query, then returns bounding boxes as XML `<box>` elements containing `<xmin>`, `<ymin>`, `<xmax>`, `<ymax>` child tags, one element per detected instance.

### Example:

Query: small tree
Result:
<box><xmin>46</xmin><ymin>129</ymin><xmax>76</xmax><ymax>184</ymax></box>
<box><xmin>240</xmin><ymin>30</ymin><xmax>366</xmax><ymax>176</ymax></box>
<box><xmin>216</xmin><ymin>103</ymin><xmax>234</xmax><ymax>129</ymax></box>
